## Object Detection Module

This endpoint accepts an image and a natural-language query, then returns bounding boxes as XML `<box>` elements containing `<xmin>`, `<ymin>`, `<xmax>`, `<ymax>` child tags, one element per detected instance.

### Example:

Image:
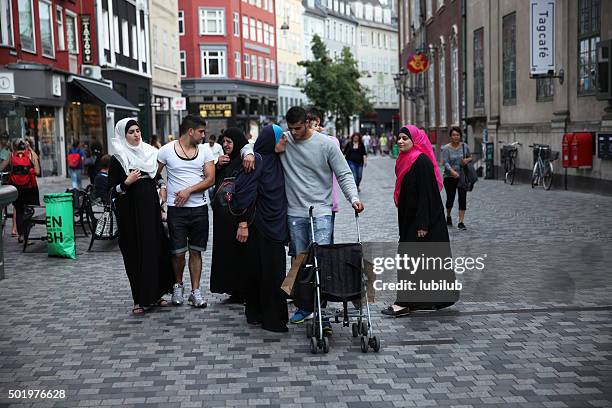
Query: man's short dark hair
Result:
<box><xmin>306</xmin><ymin>107</ymin><xmax>322</xmax><ymax>122</ymax></box>
<box><xmin>286</xmin><ymin>106</ymin><xmax>307</xmax><ymax>125</ymax></box>
<box><xmin>208</xmin><ymin>134</ymin><xmax>216</xmax><ymax>142</ymax></box>
<box><xmin>180</xmin><ymin>114</ymin><xmax>206</xmax><ymax>135</ymax></box>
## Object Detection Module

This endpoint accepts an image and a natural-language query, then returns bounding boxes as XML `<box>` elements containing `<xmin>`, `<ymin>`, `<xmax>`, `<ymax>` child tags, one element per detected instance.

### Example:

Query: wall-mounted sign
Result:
<box><xmin>52</xmin><ymin>75</ymin><xmax>61</xmax><ymax>96</ymax></box>
<box><xmin>199</xmin><ymin>103</ymin><xmax>232</xmax><ymax>118</ymax></box>
<box><xmin>172</xmin><ymin>97</ymin><xmax>186</xmax><ymax>111</ymax></box>
<box><xmin>0</xmin><ymin>72</ymin><xmax>15</xmax><ymax>94</ymax></box>
<box><xmin>406</xmin><ymin>51</ymin><xmax>429</xmax><ymax>74</ymax></box>
<box><xmin>530</xmin><ymin>0</ymin><xmax>555</xmax><ymax>75</ymax></box>
<box><xmin>81</xmin><ymin>15</ymin><xmax>93</xmax><ymax>64</ymax></box>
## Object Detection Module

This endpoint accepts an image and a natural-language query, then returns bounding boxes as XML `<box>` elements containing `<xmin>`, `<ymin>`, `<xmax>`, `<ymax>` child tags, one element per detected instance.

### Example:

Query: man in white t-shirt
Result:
<box><xmin>157</xmin><ymin>114</ymin><xmax>215</xmax><ymax>308</ymax></box>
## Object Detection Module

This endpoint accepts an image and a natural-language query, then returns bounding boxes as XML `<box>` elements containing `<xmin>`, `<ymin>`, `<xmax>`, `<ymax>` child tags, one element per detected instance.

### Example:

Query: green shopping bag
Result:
<box><xmin>43</xmin><ymin>192</ymin><xmax>76</xmax><ymax>259</ymax></box>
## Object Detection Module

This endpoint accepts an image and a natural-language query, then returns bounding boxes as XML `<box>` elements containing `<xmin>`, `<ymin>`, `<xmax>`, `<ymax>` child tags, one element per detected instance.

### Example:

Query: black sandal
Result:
<box><xmin>381</xmin><ymin>305</ymin><xmax>410</xmax><ymax>317</ymax></box>
<box><xmin>132</xmin><ymin>305</ymin><xmax>145</xmax><ymax>315</ymax></box>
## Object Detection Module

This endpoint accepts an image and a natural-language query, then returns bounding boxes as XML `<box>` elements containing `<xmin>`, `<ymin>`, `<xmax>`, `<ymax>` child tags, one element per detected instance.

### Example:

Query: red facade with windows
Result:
<box><xmin>0</xmin><ymin>0</ymin><xmax>98</xmax><ymax>71</ymax></box>
<box><xmin>178</xmin><ymin>0</ymin><xmax>277</xmax><ymax>85</ymax></box>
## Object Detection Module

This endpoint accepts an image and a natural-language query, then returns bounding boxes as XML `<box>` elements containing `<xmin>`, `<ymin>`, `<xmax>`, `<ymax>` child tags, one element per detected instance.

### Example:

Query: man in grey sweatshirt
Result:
<box><xmin>242</xmin><ymin>107</ymin><xmax>364</xmax><ymax>331</ymax></box>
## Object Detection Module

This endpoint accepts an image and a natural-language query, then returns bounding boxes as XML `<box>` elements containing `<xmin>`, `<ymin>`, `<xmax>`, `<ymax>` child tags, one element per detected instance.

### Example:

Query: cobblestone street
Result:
<box><xmin>1</xmin><ymin>156</ymin><xmax>611</xmax><ymax>407</ymax></box>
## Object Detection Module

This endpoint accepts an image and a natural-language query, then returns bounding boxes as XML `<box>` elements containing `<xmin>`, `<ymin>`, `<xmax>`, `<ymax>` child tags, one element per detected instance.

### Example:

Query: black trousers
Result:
<box><xmin>443</xmin><ymin>177</ymin><xmax>467</xmax><ymax>211</ymax></box>
<box><xmin>245</xmin><ymin>225</ymin><xmax>288</xmax><ymax>331</ymax></box>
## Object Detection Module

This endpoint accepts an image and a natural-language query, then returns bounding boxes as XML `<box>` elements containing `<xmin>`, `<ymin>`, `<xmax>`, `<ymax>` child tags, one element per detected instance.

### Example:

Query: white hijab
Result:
<box><xmin>112</xmin><ymin>117</ymin><xmax>158</xmax><ymax>178</ymax></box>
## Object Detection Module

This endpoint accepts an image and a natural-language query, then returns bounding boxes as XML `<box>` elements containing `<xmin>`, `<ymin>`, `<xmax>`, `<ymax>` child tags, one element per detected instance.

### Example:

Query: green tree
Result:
<box><xmin>298</xmin><ymin>35</ymin><xmax>371</xmax><ymax>135</ymax></box>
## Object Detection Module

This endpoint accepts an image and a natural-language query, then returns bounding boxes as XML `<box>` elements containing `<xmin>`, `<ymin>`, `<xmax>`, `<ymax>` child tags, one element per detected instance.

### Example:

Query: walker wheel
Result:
<box><xmin>351</xmin><ymin>323</ymin><xmax>359</xmax><ymax>338</ymax></box>
<box><xmin>322</xmin><ymin>337</ymin><xmax>330</xmax><ymax>353</ymax></box>
<box><xmin>360</xmin><ymin>321</ymin><xmax>368</xmax><ymax>337</ymax></box>
<box><xmin>305</xmin><ymin>321</ymin><xmax>314</xmax><ymax>338</ymax></box>
<box><xmin>310</xmin><ymin>337</ymin><xmax>318</xmax><ymax>354</ymax></box>
<box><xmin>370</xmin><ymin>336</ymin><xmax>381</xmax><ymax>352</ymax></box>
<box><xmin>360</xmin><ymin>336</ymin><xmax>368</xmax><ymax>353</ymax></box>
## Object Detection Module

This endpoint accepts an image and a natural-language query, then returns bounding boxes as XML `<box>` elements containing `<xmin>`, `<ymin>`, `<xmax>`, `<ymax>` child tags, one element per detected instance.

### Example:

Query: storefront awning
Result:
<box><xmin>71</xmin><ymin>78</ymin><xmax>139</xmax><ymax>112</ymax></box>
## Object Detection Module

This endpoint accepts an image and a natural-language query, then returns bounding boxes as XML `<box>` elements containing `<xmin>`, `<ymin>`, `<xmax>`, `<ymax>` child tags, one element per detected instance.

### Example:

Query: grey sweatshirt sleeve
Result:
<box><xmin>327</xmin><ymin>141</ymin><xmax>360</xmax><ymax>204</ymax></box>
<box><xmin>442</xmin><ymin>146</ymin><xmax>452</xmax><ymax>171</ymax></box>
<box><xmin>240</xmin><ymin>142</ymin><xmax>254</xmax><ymax>158</ymax></box>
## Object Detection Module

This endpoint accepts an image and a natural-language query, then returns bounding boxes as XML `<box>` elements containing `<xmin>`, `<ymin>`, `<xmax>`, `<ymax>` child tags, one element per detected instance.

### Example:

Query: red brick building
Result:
<box><xmin>179</xmin><ymin>0</ymin><xmax>278</xmax><ymax>137</ymax></box>
<box><xmin>0</xmin><ymin>0</ymin><xmax>137</xmax><ymax>177</ymax></box>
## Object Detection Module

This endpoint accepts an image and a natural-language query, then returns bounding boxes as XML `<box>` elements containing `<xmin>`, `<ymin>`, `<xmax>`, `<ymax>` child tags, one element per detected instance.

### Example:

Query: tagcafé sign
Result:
<box><xmin>530</xmin><ymin>0</ymin><xmax>555</xmax><ymax>76</ymax></box>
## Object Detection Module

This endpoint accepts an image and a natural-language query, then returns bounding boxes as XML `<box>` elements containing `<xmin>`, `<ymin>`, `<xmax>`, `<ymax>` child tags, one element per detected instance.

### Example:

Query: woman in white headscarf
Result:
<box><xmin>108</xmin><ymin>118</ymin><xmax>173</xmax><ymax>315</ymax></box>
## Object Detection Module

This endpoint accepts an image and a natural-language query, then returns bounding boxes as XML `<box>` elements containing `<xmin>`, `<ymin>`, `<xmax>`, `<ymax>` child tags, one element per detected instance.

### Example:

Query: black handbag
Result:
<box><xmin>459</xmin><ymin>143</ymin><xmax>478</xmax><ymax>192</ymax></box>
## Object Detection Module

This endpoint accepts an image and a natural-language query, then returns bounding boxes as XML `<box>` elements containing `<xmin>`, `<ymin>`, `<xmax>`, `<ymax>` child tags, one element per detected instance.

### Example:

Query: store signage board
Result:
<box><xmin>199</xmin><ymin>103</ymin><xmax>232</xmax><ymax>118</ymax></box>
<box><xmin>52</xmin><ymin>75</ymin><xmax>62</xmax><ymax>97</ymax></box>
<box><xmin>172</xmin><ymin>97</ymin><xmax>186</xmax><ymax>111</ymax></box>
<box><xmin>0</xmin><ymin>72</ymin><xmax>15</xmax><ymax>94</ymax></box>
<box><xmin>82</xmin><ymin>15</ymin><xmax>93</xmax><ymax>64</ymax></box>
<box><xmin>530</xmin><ymin>0</ymin><xmax>555</xmax><ymax>76</ymax></box>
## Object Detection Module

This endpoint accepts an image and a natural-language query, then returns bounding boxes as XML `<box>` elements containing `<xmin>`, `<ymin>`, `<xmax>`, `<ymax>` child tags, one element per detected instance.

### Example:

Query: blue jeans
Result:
<box><xmin>69</xmin><ymin>168</ymin><xmax>82</xmax><ymax>189</ymax></box>
<box><xmin>288</xmin><ymin>215</ymin><xmax>333</xmax><ymax>257</ymax></box>
<box><xmin>347</xmin><ymin>160</ymin><xmax>363</xmax><ymax>187</ymax></box>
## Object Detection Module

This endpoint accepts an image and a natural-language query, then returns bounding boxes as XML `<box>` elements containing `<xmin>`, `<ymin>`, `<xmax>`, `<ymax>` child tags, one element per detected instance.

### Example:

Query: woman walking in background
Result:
<box><xmin>210</xmin><ymin>127</ymin><xmax>249</xmax><ymax>303</ymax></box>
<box><xmin>441</xmin><ymin>127</ymin><xmax>472</xmax><ymax>230</ymax></box>
<box><xmin>109</xmin><ymin>118</ymin><xmax>173</xmax><ymax>315</ymax></box>
<box><xmin>343</xmin><ymin>133</ymin><xmax>367</xmax><ymax>192</ymax></box>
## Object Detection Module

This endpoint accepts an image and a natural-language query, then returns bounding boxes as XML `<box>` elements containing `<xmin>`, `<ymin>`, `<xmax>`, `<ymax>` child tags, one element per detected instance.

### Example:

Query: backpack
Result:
<box><xmin>9</xmin><ymin>151</ymin><xmax>36</xmax><ymax>188</ymax></box>
<box><xmin>67</xmin><ymin>151</ymin><xmax>81</xmax><ymax>169</ymax></box>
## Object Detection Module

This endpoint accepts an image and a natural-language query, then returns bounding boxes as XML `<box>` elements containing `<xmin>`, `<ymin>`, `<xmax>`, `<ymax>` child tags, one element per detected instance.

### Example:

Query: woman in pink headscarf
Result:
<box><xmin>382</xmin><ymin>125</ymin><xmax>458</xmax><ymax>317</ymax></box>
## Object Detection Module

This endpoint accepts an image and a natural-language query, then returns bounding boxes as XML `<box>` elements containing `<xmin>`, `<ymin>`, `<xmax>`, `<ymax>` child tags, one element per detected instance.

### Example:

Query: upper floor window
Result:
<box><xmin>233</xmin><ymin>12</ymin><xmax>239</xmax><ymax>37</ymax></box>
<box><xmin>0</xmin><ymin>0</ymin><xmax>13</xmax><ymax>47</ymax></box>
<box><xmin>56</xmin><ymin>6</ymin><xmax>65</xmax><ymax>50</ymax></box>
<box><xmin>199</xmin><ymin>8</ymin><xmax>225</xmax><ymax>35</ymax></box>
<box><xmin>578</xmin><ymin>0</ymin><xmax>600</xmax><ymax>94</ymax></box>
<box><xmin>201</xmin><ymin>48</ymin><xmax>226</xmax><ymax>77</ymax></box>
<box><xmin>180</xmin><ymin>50</ymin><xmax>186</xmax><ymax>77</ymax></box>
<box><xmin>242</xmin><ymin>16</ymin><xmax>249</xmax><ymax>39</ymax></box>
<box><xmin>502</xmin><ymin>12</ymin><xmax>516</xmax><ymax>105</ymax></box>
<box><xmin>18</xmin><ymin>0</ymin><xmax>35</xmax><ymax>52</ymax></box>
<box><xmin>39</xmin><ymin>0</ymin><xmax>54</xmax><ymax>57</ymax></box>
<box><xmin>178</xmin><ymin>10</ymin><xmax>184</xmax><ymax>35</ymax></box>
<box><xmin>473</xmin><ymin>28</ymin><xmax>485</xmax><ymax>109</ymax></box>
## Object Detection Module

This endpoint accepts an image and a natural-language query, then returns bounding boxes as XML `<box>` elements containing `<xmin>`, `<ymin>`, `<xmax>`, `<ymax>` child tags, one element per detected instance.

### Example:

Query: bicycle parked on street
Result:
<box><xmin>499</xmin><ymin>141</ymin><xmax>522</xmax><ymax>185</ymax></box>
<box><xmin>529</xmin><ymin>144</ymin><xmax>559</xmax><ymax>191</ymax></box>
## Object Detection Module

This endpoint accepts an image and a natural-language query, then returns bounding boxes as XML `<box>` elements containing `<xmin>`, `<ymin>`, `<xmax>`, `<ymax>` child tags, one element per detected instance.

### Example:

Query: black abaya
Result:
<box><xmin>210</xmin><ymin>158</ymin><xmax>249</xmax><ymax>297</ymax></box>
<box><xmin>396</xmin><ymin>154</ymin><xmax>459</xmax><ymax>308</ymax></box>
<box><xmin>108</xmin><ymin>156</ymin><xmax>174</xmax><ymax>306</ymax></box>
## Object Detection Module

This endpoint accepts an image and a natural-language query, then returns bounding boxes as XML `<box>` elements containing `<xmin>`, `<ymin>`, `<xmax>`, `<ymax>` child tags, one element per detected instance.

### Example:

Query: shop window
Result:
<box><xmin>577</xmin><ymin>0</ymin><xmax>600</xmax><ymax>95</ymax></box>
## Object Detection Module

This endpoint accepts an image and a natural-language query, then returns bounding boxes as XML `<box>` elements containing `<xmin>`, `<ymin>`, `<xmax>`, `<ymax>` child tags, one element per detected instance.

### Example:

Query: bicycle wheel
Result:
<box><xmin>508</xmin><ymin>160</ymin><xmax>516</xmax><ymax>185</ymax></box>
<box><xmin>531</xmin><ymin>163</ymin><xmax>539</xmax><ymax>188</ymax></box>
<box><xmin>543</xmin><ymin>162</ymin><xmax>553</xmax><ymax>190</ymax></box>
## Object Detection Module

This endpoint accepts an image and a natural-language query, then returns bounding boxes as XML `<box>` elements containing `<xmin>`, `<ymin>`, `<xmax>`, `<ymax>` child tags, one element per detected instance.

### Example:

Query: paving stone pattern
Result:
<box><xmin>1</xmin><ymin>157</ymin><xmax>611</xmax><ymax>407</ymax></box>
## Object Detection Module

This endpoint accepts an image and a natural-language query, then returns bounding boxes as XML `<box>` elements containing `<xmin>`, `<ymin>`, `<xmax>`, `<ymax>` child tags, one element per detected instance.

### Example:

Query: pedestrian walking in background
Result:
<box><xmin>233</xmin><ymin>125</ymin><xmax>289</xmax><ymax>333</ymax></box>
<box><xmin>157</xmin><ymin>115</ymin><xmax>215</xmax><ymax>309</ymax></box>
<box><xmin>371</xmin><ymin>135</ymin><xmax>379</xmax><ymax>155</ymax></box>
<box><xmin>380</xmin><ymin>134</ymin><xmax>388</xmax><ymax>156</ymax></box>
<box><xmin>343</xmin><ymin>133</ymin><xmax>368</xmax><ymax>192</ymax></box>
<box><xmin>108</xmin><ymin>118</ymin><xmax>173</xmax><ymax>315</ymax></box>
<box><xmin>442</xmin><ymin>127</ymin><xmax>472</xmax><ymax>230</ymax></box>
<box><xmin>150</xmin><ymin>135</ymin><xmax>162</xmax><ymax>149</ymax></box>
<box><xmin>67</xmin><ymin>140</ymin><xmax>86</xmax><ymax>189</ymax></box>
<box><xmin>382</xmin><ymin>125</ymin><xmax>457</xmax><ymax>317</ymax></box>
<box><xmin>362</xmin><ymin>133</ymin><xmax>371</xmax><ymax>154</ymax></box>
<box><xmin>8</xmin><ymin>138</ymin><xmax>40</xmax><ymax>243</ymax></box>
<box><xmin>210</xmin><ymin>127</ymin><xmax>249</xmax><ymax>304</ymax></box>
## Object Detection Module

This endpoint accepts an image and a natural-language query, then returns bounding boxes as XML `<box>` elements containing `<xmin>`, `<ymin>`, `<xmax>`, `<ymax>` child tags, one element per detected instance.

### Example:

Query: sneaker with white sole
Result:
<box><xmin>188</xmin><ymin>289</ymin><xmax>207</xmax><ymax>308</ymax></box>
<box><xmin>172</xmin><ymin>283</ymin><xmax>184</xmax><ymax>305</ymax></box>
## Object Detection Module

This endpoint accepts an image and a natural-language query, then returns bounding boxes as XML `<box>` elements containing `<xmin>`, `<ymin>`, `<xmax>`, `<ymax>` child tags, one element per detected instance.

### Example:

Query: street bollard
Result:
<box><xmin>0</xmin><ymin>185</ymin><xmax>18</xmax><ymax>280</ymax></box>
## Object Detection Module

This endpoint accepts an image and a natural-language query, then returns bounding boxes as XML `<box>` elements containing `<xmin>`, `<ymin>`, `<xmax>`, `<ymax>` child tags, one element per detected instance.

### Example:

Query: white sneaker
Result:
<box><xmin>188</xmin><ymin>289</ymin><xmax>207</xmax><ymax>308</ymax></box>
<box><xmin>172</xmin><ymin>283</ymin><xmax>184</xmax><ymax>305</ymax></box>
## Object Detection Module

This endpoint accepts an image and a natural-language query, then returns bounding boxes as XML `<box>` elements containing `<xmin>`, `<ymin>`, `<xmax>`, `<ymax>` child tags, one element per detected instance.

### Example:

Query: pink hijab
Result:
<box><xmin>394</xmin><ymin>125</ymin><xmax>443</xmax><ymax>207</ymax></box>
